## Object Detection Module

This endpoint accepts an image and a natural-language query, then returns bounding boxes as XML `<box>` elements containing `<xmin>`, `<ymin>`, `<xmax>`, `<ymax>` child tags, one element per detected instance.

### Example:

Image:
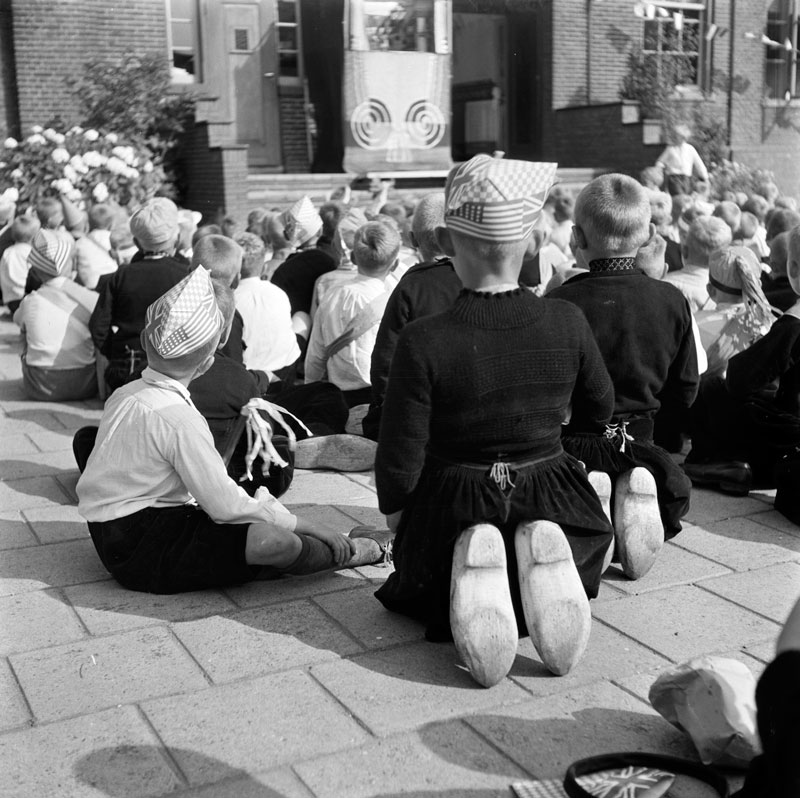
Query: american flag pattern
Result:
<box><xmin>145</xmin><ymin>267</ymin><xmax>222</xmax><ymax>359</ymax></box>
<box><xmin>28</xmin><ymin>229</ymin><xmax>73</xmax><ymax>278</ymax></box>
<box><xmin>445</xmin><ymin>154</ymin><xmax>557</xmax><ymax>242</ymax></box>
<box><xmin>512</xmin><ymin>768</ymin><xmax>675</xmax><ymax>798</ymax></box>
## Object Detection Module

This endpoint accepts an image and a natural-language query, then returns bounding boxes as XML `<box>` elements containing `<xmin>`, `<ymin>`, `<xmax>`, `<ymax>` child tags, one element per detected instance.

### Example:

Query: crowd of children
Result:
<box><xmin>1</xmin><ymin>125</ymin><xmax>800</xmax><ymax>728</ymax></box>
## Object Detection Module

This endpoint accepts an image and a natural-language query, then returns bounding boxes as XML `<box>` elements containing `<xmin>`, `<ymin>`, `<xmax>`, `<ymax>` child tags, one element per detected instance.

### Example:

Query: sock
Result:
<box><xmin>279</xmin><ymin>534</ymin><xmax>335</xmax><ymax>575</ymax></box>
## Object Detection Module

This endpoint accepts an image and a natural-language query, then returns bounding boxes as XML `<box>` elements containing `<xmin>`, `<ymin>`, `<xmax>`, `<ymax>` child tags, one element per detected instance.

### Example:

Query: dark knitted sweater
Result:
<box><xmin>375</xmin><ymin>288</ymin><xmax>614</xmax><ymax>514</ymax></box>
<box><xmin>550</xmin><ymin>265</ymin><xmax>698</xmax><ymax>422</ymax></box>
<box><xmin>727</xmin><ymin>313</ymin><xmax>800</xmax><ymax>414</ymax></box>
<box><xmin>271</xmin><ymin>248</ymin><xmax>337</xmax><ymax>315</ymax></box>
<box><xmin>89</xmin><ymin>255</ymin><xmax>191</xmax><ymax>358</ymax></box>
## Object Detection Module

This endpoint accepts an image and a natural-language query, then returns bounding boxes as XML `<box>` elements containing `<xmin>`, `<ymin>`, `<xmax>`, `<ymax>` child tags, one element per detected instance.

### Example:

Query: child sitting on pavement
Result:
<box><xmin>374</xmin><ymin>154</ymin><xmax>615</xmax><ymax>687</ymax></box>
<box><xmin>75</xmin><ymin>267</ymin><xmax>391</xmax><ymax>594</ymax></box>
<box><xmin>549</xmin><ymin>174</ymin><xmax>698</xmax><ymax>579</ymax></box>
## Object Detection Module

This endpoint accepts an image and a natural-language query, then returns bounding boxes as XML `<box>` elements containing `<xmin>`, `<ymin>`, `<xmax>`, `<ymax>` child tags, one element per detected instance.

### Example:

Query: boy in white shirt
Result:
<box><xmin>0</xmin><ymin>215</ymin><xmax>39</xmax><ymax>313</ymax></box>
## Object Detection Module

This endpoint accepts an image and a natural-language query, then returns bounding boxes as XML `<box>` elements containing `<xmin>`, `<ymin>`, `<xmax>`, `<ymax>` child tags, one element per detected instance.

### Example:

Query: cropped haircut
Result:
<box><xmin>411</xmin><ymin>193</ymin><xmax>445</xmax><ymax>262</ymax></box>
<box><xmin>639</xmin><ymin>166</ymin><xmax>664</xmax><ymax>189</ymax></box>
<box><xmin>737</xmin><ymin>212</ymin><xmax>759</xmax><ymax>240</ymax></box>
<box><xmin>191</xmin><ymin>234</ymin><xmax>243</xmax><ymax>285</ymax></box>
<box><xmin>713</xmin><ymin>201</ymin><xmax>742</xmax><ymax>234</ymax></box>
<box><xmin>235</xmin><ymin>232</ymin><xmax>267</xmax><ymax>279</ymax></box>
<box><xmin>319</xmin><ymin>201</ymin><xmax>347</xmax><ymax>239</ymax></box>
<box><xmin>265</xmin><ymin>213</ymin><xmax>290</xmax><ymax>249</ymax></box>
<box><xmin>769</xmin><ymin>231</ymin><xmax>790</xmax><ymax>276</ymax></box>
<box><xmin>574</xmin><ymin>173</ymin><xmax>651</xmax><ymax>255</ymax></box>
<box><xmin>449</xmin><ymin>228</ymin><xmax>530</xmax><ymax>265</ymax></box>
<box><xmin>88</xmin><ymin>204</ymin><xmax>115</xmax><ymax>231</ymax></box>
<box><xmin>192</xmin><ymin>224</ymin><xmax>222</xmax><ymax>247</ymax></box>
<box><xmin>649</xmin><ymin>192</ymin><xmax>673</xmax><ymax>227</ymax></box>
<box><xmin>352</xmin><ymin>221</ymin><xmax>401</xmax><ymax>274</ymax></box>
<box><xmin>789</xmin><ymin>225</ymin><xmax>800</xmax><ymax>271</ymax></box>
<box><xmin>685</xmin><ymin>216</ymin><xmax>733</xmax><ymax>264</ymax></box>
<box><xmin>246</xmin><ymin>206</ymin><xmax>269</xmax><ymax>235</ymax></box>
<box><xmin>11</xmin><ymin>215</ymin><xmax>40</xmax><ymax>244</ymax></box>
<box><xmin>766</xmin><ymin>209</ymin><xmax>800</xmax><ymax>244</ymax></box>
<box><xmin>743</xmin><ymin>194</ymin><xmax>770</xmax><ymax>223</ymax></box>
<box><xmin>553</xmin><ymin>195</ymin><xmax>574</xmax><ymax>223</ymax></box>
<box><xmin>36</xmin><ymin>197</ymin><xmax>64</xmax><ymax>228</ymax></box>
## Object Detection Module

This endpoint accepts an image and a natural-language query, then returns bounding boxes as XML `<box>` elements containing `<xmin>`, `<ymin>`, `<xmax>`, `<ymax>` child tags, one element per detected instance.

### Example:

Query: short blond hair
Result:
<box><xmin>685</xmin><ymin>216</ymin><xmax>733</xmax><ymax>265</ymax></box>
<box><xmin>192</xmin><ymin>234</ymin><xmax>243</xmax><ymax>285</ymax></box>
<box><xmin>574</xmin><ymin>173</ymin><xmax>651</xmax><ymax>255</ymax></box>
<box><xmin>352</xmin><ymin>221</ymin><xmax>401</xmax><ymax>274</ymax></box>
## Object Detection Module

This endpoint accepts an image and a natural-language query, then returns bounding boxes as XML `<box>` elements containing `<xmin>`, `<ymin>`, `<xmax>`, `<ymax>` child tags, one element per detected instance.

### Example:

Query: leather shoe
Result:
<box><xmin>682</xmin><ymin>460</ymin><xmax>752</xmax><ymax>496</ymax></box>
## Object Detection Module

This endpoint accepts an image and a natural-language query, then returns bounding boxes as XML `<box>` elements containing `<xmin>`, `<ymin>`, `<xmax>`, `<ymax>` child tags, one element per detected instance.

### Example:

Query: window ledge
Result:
<box><xmin>763</xmin><ymin>98</ymin><xmax>800</xmax><ymax>108</ymax></box>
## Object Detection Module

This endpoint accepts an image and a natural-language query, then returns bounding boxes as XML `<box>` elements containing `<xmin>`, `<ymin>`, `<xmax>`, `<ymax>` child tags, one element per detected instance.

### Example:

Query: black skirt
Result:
<box><xmin>88</xmin><ymin>505</ymin><xmax>259</xmax><ymax>594</ymax></box>
<box><xmin>374</xmin><ymin>450</ymin><xmax>613</xmax><ymax>641</ymax></box>
<box><xmin>562</xmin><ymin>431</ymin><xmax>690</xmax><ymax>539</ymax></box>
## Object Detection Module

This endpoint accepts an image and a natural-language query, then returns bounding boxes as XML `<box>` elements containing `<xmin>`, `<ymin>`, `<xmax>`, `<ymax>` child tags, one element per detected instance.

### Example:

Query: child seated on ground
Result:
<box><xmin>550</xmin><ymin>174</ymin><xmax>697</xmax><ymax>578</ymax></box>
<box><xmin>684</xmin><ymin>225</ymin><xmax>800</xmax><ymax>495</ymax></box>
<box><xmin>75</xmin><ymin>267</ymin><xmax>391</xmax><ymax>594</ymax></box>
<box><xmin>0</xmin><ymin>215</ymin><xmax>39</xmax><ymax>313</ymax></box>
<box><xmin>14</xmin><ymin>229</ymin><xmax>98</xmax><ymax>401</ymax></box>
<box><xmin>695</xmin><ymin>246</ymin><xmax>774</xmax><ymax>379</ymax></box>
<box><xmin>374</xmin><ymin>154</ymin><xmax>614</xmax><ymax>687</ymax></box>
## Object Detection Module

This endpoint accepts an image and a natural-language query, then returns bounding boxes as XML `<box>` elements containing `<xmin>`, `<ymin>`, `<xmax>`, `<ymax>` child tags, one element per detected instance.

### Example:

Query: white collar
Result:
<box><xmin>141</xmin><ymin>367</ymin><xmax>194</xmax><ymax>404</ymax></box>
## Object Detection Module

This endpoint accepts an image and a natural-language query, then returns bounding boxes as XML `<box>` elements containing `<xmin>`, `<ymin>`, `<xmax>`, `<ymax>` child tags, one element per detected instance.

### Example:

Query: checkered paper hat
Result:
<box><xmin>144</xmin><ymin>267</ymin><xmax>223</xmax><ymax>359</ymax></box>
<box><xmin>281</xmin><ymin>196</ymin><xmax>322</xmax><ymax>246</ymax></box>
<box><xmin>27</xmin><ymin>228</ymin><xmax>73</xmax><ymax>278</ymax></box>
<box><xmin>445</xmin><ymin>154</ymin><xmax>558</xmax><ymax>242</ymax></box>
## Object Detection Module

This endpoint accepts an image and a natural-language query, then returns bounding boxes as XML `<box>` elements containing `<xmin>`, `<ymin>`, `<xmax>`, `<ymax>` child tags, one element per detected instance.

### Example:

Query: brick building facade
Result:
<box><xmin>0</xmin><ymin>0</ymin><xmax>797</xmax><ymax>218</ymax></box>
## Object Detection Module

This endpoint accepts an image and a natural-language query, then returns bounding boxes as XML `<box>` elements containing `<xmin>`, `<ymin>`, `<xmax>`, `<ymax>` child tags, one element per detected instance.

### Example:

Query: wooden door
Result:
<box><xmin>223</xmin><ymin>1</ymin><xmax>282</xmax><ymax>167</ymax></box>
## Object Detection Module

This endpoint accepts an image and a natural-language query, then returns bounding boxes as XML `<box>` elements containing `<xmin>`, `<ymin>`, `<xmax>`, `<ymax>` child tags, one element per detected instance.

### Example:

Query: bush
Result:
<box><xmin>620</xmin><ymin>51</ymin><xmax>694</xmax><ymax>120</ymax></box>
<box><xmin>709</xmin><ymin>160</ymin><xmax>778</xmax><ymax>201</ymax></box>
<box><xmin>66</xmin><ymin>51</ymin><xmax>195</xmax><ymax>200</ymax></box>
<box><xmin>0</xmin><ymin>126</ymin><xmax>163</xmax><ymax>208</ymax></box>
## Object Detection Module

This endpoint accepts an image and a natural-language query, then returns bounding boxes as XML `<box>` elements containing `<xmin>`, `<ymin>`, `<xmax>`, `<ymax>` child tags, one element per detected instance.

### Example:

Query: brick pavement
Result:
<box><xmin>0</xmin><ymin>307</ymin><xmax>798</xmax><ymax>797</ymax></box>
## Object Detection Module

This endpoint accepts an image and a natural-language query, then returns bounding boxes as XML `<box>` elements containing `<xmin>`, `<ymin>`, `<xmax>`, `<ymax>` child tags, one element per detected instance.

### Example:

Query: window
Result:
<box><xmin>766</xmin><ymin>0</ymin><xmax>799</xmax><ymax>100</ymax></box>
<box><xmin>278</xmin><ymin>0</ymin><xmax>301</xmax><ymax>79</ymax></box>
<box><xmin>348</xmin><ymin>1</ymin><xmax>448</xmax><ymax>54</ymax></box>
<box><xmin>642</xmin><ymin>5</ymin><xmax>703</xmax><ymax>88</ymax></box>
<box><xmin>166</xmin><ymin>0</ymin><xmax>202</xmax><ymax>84</ymax></box>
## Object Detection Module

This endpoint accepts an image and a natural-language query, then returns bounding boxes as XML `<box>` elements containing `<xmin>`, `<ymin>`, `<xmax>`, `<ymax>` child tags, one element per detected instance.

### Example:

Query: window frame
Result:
<box><xmin>764</xmin><ymin>0</ymin><xmax>800</xmax><ymax>102</ymax></box>
<box><xmin>165</xmin><ymin>0</ymin><xmax>203</xmax><ymax>85</ymax></box>
<box><xmin>277</xmin><ymin>0</ymin><xmax>303</xmax><ymax>86</ymax></box>
<box><xmin>641</xmin><ymin>5</ymin><xmax>705</xmax><ymax>91</ymax></box>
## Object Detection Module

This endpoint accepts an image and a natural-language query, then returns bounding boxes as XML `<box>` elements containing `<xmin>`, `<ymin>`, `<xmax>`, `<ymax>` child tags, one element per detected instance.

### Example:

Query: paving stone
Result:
<box><xmin>507</xmin><ymin>619</ymin><xmax>670</xmax><ymax>696</ymax></box>
<box><xmin>142</xmin><ymin>670</ymin><xmax>370</xmax><ymax>784</ymax></box>
<box><xmin>670</xmin><ymin>518</ymin><xmax>800</xmax><ymax>571</ymax></box>
<box><xmin>314</xmin><ymin>585</ymin><xmax>425</xmax><ymax>649</ymax></box>
<box><xmin>593</xmin><ymin>579</ymin><xmax>628</xmax><ymax>602</ymax></box>
<box><xmin>0</xmin><ymin>657</ymin><xmax>31</xmax><ymax>732</ymax></box>
<box><xmin>745</xmin><ymin>509</ymin><xmax>800</xmax><ymax>536</ymax></box>
<box><xmin>310</xmin><ymin>641</ymin><xmax>531</xmax><ymax>737</ymax></box>
<box><xmin>0</xmin><ymin>474</ymin><xmax>72</xmax><ymax>509</ymax></box>
<box><xmin>27</xmin><ymin>428</ymin><xmax>79</xmax><ymax>453</ymax></box>
<box><xmin>343</xmin><ymin>471</ymin><xmax>377</xmax><ymax>490</ymax></box>
<box><xmin>11</xmin><ymin>626</ymin><xmax>209</xmax><ymax>723</ymax></box>
<box><xmin>0</xmin><ymin>588</ymin><xmax>86</xmax><ymax>656</ymax></box>
<box><xmin>0</xmin><ymin>409</ymin><xmax>66</xmax><ymax>435</ymax></box>
<box><xmin>172</xmin><ymin>600</ymin><xmax>363</xmax><ymax>683</ymax></box>
<box><xmin>593</xmin><ymin>586</ymin><xmax>781</xmax><ymax>662</ymax></box>
<box><xmin>63</xmin><ymin>579</ymin><xmax>238</xmax><ymax>635</ymax></box>
<box><xmin>22</xmin><ymin>503</ymin><xmax>89</xmax><ymax>544</ymax></box>
<box><xmin>0</xmin><ymin>449</ymin><xmax>79</xmax><ymax>481</ymax></box>
<box><xmin>601</xmin><ymin>538</ymin><xmax>733</xmax><ymax>595</ymax></box>
<box><xmin>685</xmin><ymin>489</ymin><xmax>772</xmax><ymax>525</ymax></box>
<box><xmin>698</xmin><ymin>562</ymin><xmax>800</xmax><ymax>623</ymax></box>
<box><xmin>335</xmin><ymin>504</ymin><xmax>386</xmax><ymax>528</ymax></box>
<box><xmin>740</xmin><ymin>640</ymin><xmax>778</xmax><ymax>663</ymax></box>
<box><xmin>176</xmin><ymin>768</ymin><xmax>315</xmax><ymax>797</ymax></box>
<box><xmin>284</xmin><ymin>502</ymin><xmax>367</xmax><ymax>534</ymax></box>
<box><xmin>223</xmin><ymin>567</ymin><xmax>366</xmax><ymax>609</ymax></box>
<box><xmin>465</xmin><ymin>681</ymin><xmax>697</xmax><ymax>779</ymax></box>
<box><xmin>51</xmin><ymin>409</ymin><xmax>100</xmax><ymax>431</ymax></box>
<box><xmin>0</xmin><ymin>538</ymin><xmax>108</xmax><ymax>596</ymax></box>
<box><xmin>0</xmin><ymin>510</ymin><xmax>36</xmax><ymax>550</ymax></box>
<box><xmin>280</xmin><ymin>471</ymin><xmax>379</xmax><ymax>506</ymax></box>
<box><xmin>296</xmin><ymin>719</ymin><xmax>529</xmax><ymax>798</ymax></box>
<box><xmin>0</xmin><ymin>379</ymin><xmax>27</xmax><ymax>401</ymax></box>
<box><xmin>55</xmin><ymin>470</ymin><xmax>80</xmax><ymax>502</ymax></box>
<box><xmin>3</xmin><ymin>433</ymin><xmax>40</xmax><ymax>455</ymax></box>
<box><xmin>0</xmin><ymin>705</ymin><xmax>181</xmax><ymax>798</ymax></box>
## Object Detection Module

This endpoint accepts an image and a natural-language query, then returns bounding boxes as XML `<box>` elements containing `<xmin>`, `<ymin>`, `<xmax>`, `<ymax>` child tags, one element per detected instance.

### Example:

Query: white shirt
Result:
<box><xmin>311</xmin><ymin>262</ymin><xmax>357</xmax><ymax>320</ymax></box>
<box><xmin>657</xmin><ymin>142</ymin><xmax>707</xmax><ymax>179</ymax></box>
<box><xmin>663</xmin><ymin>265</ymin><xmax>715</xmax><ymax>314</ymax></box>
<box><xmin>77</xmin><ymin>367</ymin><xmax>296</xmax><ymax>530</ymax></box>
<box><xmin>14</xmin><ymin>277</ymin><xmax>98</xmax><ymax>368</ymax></box>
<box><xmin>235</xmin><ymin>276</ymin><xmax>301</xmax><ymax>372</ymax></box>
<box><xmin>0</xmin><ymin>242</ymin><xmax>31</xmax><ymax>304</ymax></box>
<box><xmin>304</xmin><ymin>274</ymin><xmax>389</xmax><ymax>389</ymax></box>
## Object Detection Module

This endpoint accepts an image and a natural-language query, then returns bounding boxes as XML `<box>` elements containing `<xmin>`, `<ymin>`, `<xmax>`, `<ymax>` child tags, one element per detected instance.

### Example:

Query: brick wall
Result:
<box><xmin>278</xmin><ymin>85</ymin><xmax>310</xmax><ymax>173</ymax></box>
<box><xmin>0</xmin><ymin>0</ymin><xmax>17</xmax><ymax>139</ymax></box>
<box><xmin>11</xmin><ymin>0</ymin><xmax>168</xmax><ymax>132</ymax></box>
<box><xmin>552</xmin><ymin>103</ymin><xmax>660</xmax><ymax>175</ymax></box>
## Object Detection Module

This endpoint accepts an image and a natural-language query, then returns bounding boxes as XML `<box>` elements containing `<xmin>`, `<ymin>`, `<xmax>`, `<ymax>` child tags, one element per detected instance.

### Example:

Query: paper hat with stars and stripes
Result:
<box><xmin>27</xmin><ymin>228</ymin><xmax>74</xmax><ymax>278</ymax></box>
<box><xmin>281</xmin><ymin>195</ymin><xmax>322</xmax><ymax>247</ymax></box>
<box><xmin>445</xmin><ymin>154</ymin><xmax>557</xmax><ymax>243</ymax></box>
<box><xmin>144</xmin><ymin>267</ymin><xmax>223</xmax><ymax>359</ymax></box>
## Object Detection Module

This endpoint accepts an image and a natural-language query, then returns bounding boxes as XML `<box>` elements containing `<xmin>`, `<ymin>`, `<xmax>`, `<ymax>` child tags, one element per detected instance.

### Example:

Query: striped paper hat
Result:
<box><xmin>445</xmin><ymin>154</ymin><xmax>557</xmax><ymax>242</ymax></box>
<box><xmin>144</xmin><ymin>267</ymin><xmax>223</xmax><ymax>359</ymax></box>
<box><xmin>27</xmin><ymin>228</ymin><xmax>74</xmax><ymax>278</ymax></box>
<box><xmin>281</xmin><ymin>195</ymin><xmax>322</xmax><ymax>246</ymax></box>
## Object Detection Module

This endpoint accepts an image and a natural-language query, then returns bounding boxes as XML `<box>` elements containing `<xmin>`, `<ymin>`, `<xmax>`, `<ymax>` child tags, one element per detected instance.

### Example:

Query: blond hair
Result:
<box><xmin>352</xmin><ymin>221</ymin><xmax>401</xmax><ymax>274</ymax></box>
<box><xmin>685</xmin><ymin>216</ymin><xmax>732</xmax><ymax>265</ymax></box>
<box><xmin>574</xmin><ymin>173</ymin><xmax>651</xmax><ymax>255</ymax></box>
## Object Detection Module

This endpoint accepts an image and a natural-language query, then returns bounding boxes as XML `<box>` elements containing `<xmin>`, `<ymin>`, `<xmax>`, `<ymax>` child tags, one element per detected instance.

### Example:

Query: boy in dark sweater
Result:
<box><xmin>374</xmin><ymin>154</ymin><xmax>615</xmax><ymax>687</ymax></box>
<box><xmin>550</xmin><ymin>174</ymin><xmax>697</xmax><ymax>579</ymax></box>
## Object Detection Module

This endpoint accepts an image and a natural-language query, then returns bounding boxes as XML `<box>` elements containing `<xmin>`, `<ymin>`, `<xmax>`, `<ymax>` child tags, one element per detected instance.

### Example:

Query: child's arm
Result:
<box><xmin>659</xmin><ymin>309</ymin><xmax>700</xmax><ymax>410</ymax></box>
<box><xmin>88</xmin><ymin>273</ymin><xmax>114</xmax><ymax>354</ymax></box>
<box><xmin>374</xmin><ymin>324</ymin><xmax>432</xmax><ymax>515</ymax></box>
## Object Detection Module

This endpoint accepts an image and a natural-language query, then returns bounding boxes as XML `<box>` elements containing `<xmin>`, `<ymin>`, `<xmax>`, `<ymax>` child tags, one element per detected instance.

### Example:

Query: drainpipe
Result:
<box><xmin>726</xmin><ymin>0</ymin><xmax>734</xmax><ymax>151</ymax></box>
<box><xmin>586</xmin><ymin>0</ymin><xmax>592</xmax><ymax>104</ymax></box>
